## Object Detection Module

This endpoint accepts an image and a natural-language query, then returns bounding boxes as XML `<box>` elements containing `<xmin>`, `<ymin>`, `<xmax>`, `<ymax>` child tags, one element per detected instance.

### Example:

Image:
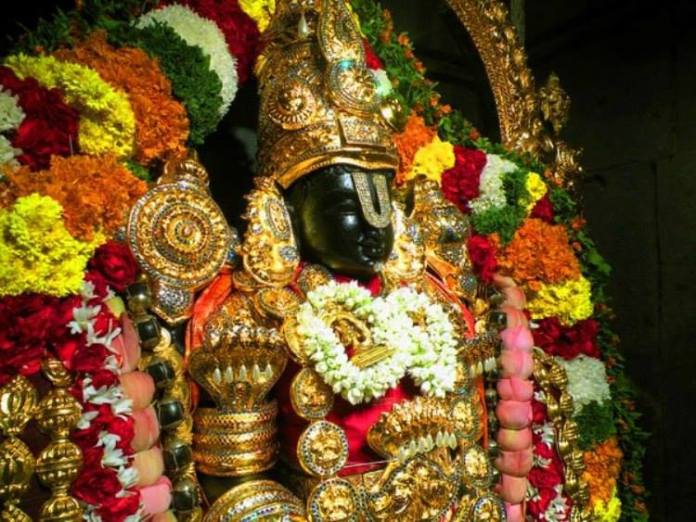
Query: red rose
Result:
<box><xmin>530</xmin><ymin>193</ymin><xmax>555</xmax><ymax>223</ymax></box>
<box><xmin>533</xmin><ymin>317</ymin><xmax>600</xmax><ymax>360</ymax></box>
<box><xmin>90</xmin><ymin>370</ymin><xmax>120</xmax><ymax>391</ymax></box>
<box><xmin>72</xmin><ymin>344</ymin><xmax>110</xmax><ymax>373</ymax></box>
<box><xmin>527</xmin><ymin>486</ymin><xmax>558</xmax><ymax>516</ymax></box>
<box><xmin>440</xmin><ymin>146</ymin><xmax>487</xmax><ymax>213</ymax></box>
<box><xmin>466</xmin><ymin>234</ymin><xmax>498</xmax><ymax>283</ymax></box>
<box><xmin>98</xmin><ymin>491</ymin><xmax>140</xmax><ymax>521</ymax></box>
<box><xmin>177</xmin><ymin>0</ymin><xmax>261</xmax><ymax>84</ymax></box>
<box><xmin>72</xmin><ymin>467</ymin><xmax>122</xmax><ymax>506</ymax></box>
<box><xmin>108</xmin><ymin>415</ymin><xmax>136</xmax><ymax>453</ymax></box>
<box><xmin>0</xmin><ymin>293</ymin><xmax>77</xmax><ymax>384</ymax></box>
<box><xmin>363</xmin><ymin>39</ymin><xmax>384</xmax><ymax>70</ymax></box>
<box><xmin>0</xmin><ymin>66</ymin><xmax>79</xmax><ymax>170</ymax></box>
<box><xmin>531</xmin><ymin>398</ymin><xmax>547</xmax><ymax>424</ymax></box>
<box><xmin>528</xmin><ymin>464</ymin><xmax>563</xmax><ymax>490</ymax></box>
<box><xmin>88</xmin><ymin>241</ymin><xmax>138</xmax><ymax>292</ymax></box>
<box><xmin>82</xmin><ymin>446</ymin><xmax>105</xmax><ymax>470</ymax></box>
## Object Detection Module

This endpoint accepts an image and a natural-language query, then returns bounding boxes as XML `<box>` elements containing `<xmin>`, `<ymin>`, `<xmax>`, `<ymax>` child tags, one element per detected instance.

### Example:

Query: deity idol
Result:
<box><xmin>128</xmin><ymin>0</ymin><xmax>508</xmax><ymax>520</ymax></box>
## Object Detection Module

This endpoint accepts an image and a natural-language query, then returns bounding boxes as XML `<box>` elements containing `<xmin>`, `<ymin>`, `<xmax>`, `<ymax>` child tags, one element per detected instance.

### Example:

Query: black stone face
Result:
<box><xmin>285</xmin><ymin>165</ymin><xmax>395</xmax><ymax>279</ymax></box>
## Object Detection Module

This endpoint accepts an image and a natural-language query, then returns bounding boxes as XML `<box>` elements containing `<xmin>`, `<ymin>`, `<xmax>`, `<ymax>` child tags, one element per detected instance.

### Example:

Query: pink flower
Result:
<box><xmin>500</xmin><ymin>326</ymin><xmax>534</xmax><ymax>352</ymax></box>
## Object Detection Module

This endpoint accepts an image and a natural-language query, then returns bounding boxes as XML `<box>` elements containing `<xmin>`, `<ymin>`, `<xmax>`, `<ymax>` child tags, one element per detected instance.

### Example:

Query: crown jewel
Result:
<box><xmin>256</xmin><ymin>0</ymin><xmax>399</xmax><ymax>188</ymax></box>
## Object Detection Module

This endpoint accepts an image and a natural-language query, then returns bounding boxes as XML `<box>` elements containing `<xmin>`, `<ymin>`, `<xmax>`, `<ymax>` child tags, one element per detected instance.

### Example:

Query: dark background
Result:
<box><xmin>2</xmin><ymin>1</ymin><xmax>694</xmax><ymax>519</ymax></box>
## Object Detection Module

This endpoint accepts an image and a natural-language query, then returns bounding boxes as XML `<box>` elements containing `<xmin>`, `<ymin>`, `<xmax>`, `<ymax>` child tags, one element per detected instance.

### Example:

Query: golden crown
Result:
<box><xmin>255</xmin><ymin>0</ymin><xmax>399</xmax><ymax>188</ymax></box>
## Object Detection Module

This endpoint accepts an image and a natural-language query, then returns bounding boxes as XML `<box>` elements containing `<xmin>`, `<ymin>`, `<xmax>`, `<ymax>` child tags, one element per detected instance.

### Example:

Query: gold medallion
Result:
<box><xmin>290</xmin><ymin>368</ymin><xmax>334</xmax><ymax>421</ymax></box>
<box><xmin>297</xmin><ymin>421</ymin><xmax>348</xmax><ymax>477</ymax></box>
<box><xmin>255</xmin><ymin>287</ymin><xmax>301</xmax><ymax>320</ymax></box>
<box><xmin>470</xmin><ymin>493</ymin><xmax>505</xmax><ymax>521</ymax></box>
<box><xmin>307</xmin><ymin>477</ymin><xmax>359</xmax><ymax>522</ymax></box>
<box><xmin>461</xmin><ymin>446</ymin><xmax>493</xmax><ymax>490</ymax></box>
<box><xmin>298</xmin><ymin>264</ymin><xmax>333</xmax><ymax>296</ymax></box>
<box><xmin>282</xmin><ymin>316</ymin><xmax>311</xmax><ymax>365</ymax></box>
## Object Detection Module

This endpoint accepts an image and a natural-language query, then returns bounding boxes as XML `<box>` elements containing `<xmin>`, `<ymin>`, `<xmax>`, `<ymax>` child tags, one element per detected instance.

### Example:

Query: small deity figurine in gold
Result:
<box><xmin>131</xmin><ymin>1</ymin><xmax>505</xmax><ymax>520</ymax></box>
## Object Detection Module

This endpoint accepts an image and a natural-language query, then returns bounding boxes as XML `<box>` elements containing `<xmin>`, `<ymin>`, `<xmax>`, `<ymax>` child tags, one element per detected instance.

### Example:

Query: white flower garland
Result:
<box><xmin>296</xmin><ymin>281</ymin><xmax>457</xmax><ymax>405</ymax></box>
<box><xmin>137</xmin><ymin>4</ymin><xmax>238</xmax><ymax>117</ymax></box>
<box><xmin>555</xmin><ymin>354</ymin><xmax>612</xmax><ymax>413</ymax></box>
<box><xmin>0</xmin><ymin>87</ymin><xmax>25</xmax><ymax>167</ymax></box>
<box><xmin>469</xmin><ymin>153</ymin><xmax>518</xmax><ymax>215</ymax></box>
<box><xmin>0</xmin><ymin>86</ymin><xmax>24</xmax><ymax>132</ymax></box>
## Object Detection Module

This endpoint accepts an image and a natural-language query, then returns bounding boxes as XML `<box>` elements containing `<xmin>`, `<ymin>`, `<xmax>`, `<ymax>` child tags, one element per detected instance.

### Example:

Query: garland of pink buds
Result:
<box><xmin>492</xmin><ymin>274</ymin><xmax>535</xmax><ymax>522</ymax></box>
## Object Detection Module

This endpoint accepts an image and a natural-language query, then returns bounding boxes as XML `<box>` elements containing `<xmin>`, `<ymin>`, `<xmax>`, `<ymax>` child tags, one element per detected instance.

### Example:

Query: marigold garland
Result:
<box><xmin>393</xmin><ymin>113</ymin><xmax>436</xmax><ymax>184</ymax></box>
<box><xmin>0</xmin><ymin>194</ymin><xmax>103</xmax><ymax>297</ymax></box>
<box><xmin>528</xmin><ymin>276</ymin><xmax>594</xmax><ymax>325</ymax></box>
<box><xmin>239</xmin><ymin>0</ymin><xmax>275</xmax><ymax>33</ymax></box>
<box><xmin>54</xmin><ymin>32</ymin><xmax>189</xmax><ymax>165</ymax></box>
<box><xmin>110</xmin><ymin>21</ymin><xmax>224</xmax><ymax>146</ymax></box>
<box><xmin>137</xmin><ymin>4</ymin><xmax>238</xmax><ymax>117</ymax></box>
<box><xmin>582</xmin><ymin>437</ymin><xmax>623</xmax><ymax>506</ymax></box>
<box><xmin>1</xmin><ymin>154</ymin><xmax>147</xmax><ymax>242</ymax></box>
<box><xmin>5</xmin><ymin>54</ymin><xmax>136</xmax><ymax>159</ymax></box>
<box><xmin>592</xmin><ymin>491</ymin><xmax>622</xmax><ymax>522</ymax></box>
<box><xmin>494</xmin><ymin>218</ymin><xmax>582</xmax><ymax>292</ymax></box>
<box><xmin>407</xmin><ymin>135</ymin><xmax>455</xmax><ymax>182</ymax></box>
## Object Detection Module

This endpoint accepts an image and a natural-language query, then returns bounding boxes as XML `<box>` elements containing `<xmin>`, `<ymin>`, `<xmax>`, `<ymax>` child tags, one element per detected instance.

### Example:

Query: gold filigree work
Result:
<box><xmin>257</xmin><ymin>0</ymin><xmax>398</xmax><ymax>188</ymax></box>
<box><xmin>128</xmin><ymin>155</ymin><xmax>233</xmax><ymax>324</ymax></box>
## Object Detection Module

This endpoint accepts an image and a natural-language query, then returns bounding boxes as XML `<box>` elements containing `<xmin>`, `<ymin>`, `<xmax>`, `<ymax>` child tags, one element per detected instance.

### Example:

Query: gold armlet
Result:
<box><xmin>205</xmin><ymin>480</ymin><xmax>305</xmax><ymax>521</ymax></box>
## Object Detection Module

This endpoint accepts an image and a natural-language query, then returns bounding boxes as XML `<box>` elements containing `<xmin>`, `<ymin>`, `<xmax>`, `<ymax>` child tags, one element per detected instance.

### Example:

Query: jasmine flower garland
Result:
<box><xmin>137</xmin><ymin>4</ymin><xmax>238</xmax><ymax>117</ymax></box>
<box><xmin>296</xmin><ymin>281</ymin><xmax>457</xmax><ymax>405</ymax></box>
<box><xmin>555</xmin><ymin>354</ymin><xmax>612</xmax><ymax>413</ymax></box>
<box><xmin>0</xmin><ymin>135</ymin><xmax>21</xmax><ymax>167</ymax></box>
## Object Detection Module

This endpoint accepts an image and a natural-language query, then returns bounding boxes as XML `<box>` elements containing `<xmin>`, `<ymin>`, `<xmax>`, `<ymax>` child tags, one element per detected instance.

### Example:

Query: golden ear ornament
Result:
<box><xmin>380</xmin><ymin>202</ymin><xmax>425</xmax><ymax>289</ymax></box>
<box><xmin>240</xmin><ymin>177</ymin><xmax>300</xmax><ymax>288</ymax></box>
<box><xmin>127</xmin><ymin>155</ymin><xmax>234</xmax><ymax>325</ymax></box>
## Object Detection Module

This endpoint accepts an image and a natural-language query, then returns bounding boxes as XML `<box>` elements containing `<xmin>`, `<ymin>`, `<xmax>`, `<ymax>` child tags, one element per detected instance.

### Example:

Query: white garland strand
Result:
<box><xmin>469</xmin><ymin>153</ymin><xmax>518</xmax><ymax>215</ymax></box>
<box><xmin>137</xmin><ymin>4</ymin><xmax>239</xmax><ymax>117</ymax></box>
<box><xmin>555</xmin><ymin>354</ymin><xmax>612</xmax><ymax>413</ymax></box>
<box><xmin>0</xmin><ymin>87</ymin><xmax>25</xmax><ymax>167</ymax></box>
<box><xmin>296</xmin><ymin>281</ymin><xmax>458</xmax><ymax>405</ymax></box>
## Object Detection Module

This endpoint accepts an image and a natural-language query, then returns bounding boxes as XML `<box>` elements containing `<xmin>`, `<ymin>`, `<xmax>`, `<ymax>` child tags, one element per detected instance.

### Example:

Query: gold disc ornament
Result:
<box><xmin>128</xmin><ymin>156</ymin><xmax>234</xmax><ymax>324</ymax></box>
<box><xmin>307</xmin><ymin>478</ymin><xmax>360</xmax><ymax>522</ymax></box>
<box><xmin>297</xmin><ymin>421</ymin><xmax>349</xmax><ymax>477</ymax></box>
<box><xmin>290</xmin><ymin>368</ymin><xmax>334</xmax><ymax>420</ymax></box>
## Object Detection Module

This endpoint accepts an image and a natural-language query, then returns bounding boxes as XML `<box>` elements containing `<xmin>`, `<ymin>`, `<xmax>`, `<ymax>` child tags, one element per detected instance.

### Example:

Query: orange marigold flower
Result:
<box><xmin>397</xmin><ymin>33</ymin><xmax>412</xmax><ymax>48</ymax></box>
<box><xmin>494</xmin><ymin>218</ymin><xmax>581</xmax><ymax>291</ymax></box>
<box><xmin>571</xmin><ymin>216</ymin><xmax>587</xmax><ymax>231</ymax></box>
<box><xmin>54</xmin><ymin>32</ymin><xmax>189</xmax><ymax>166</ymax></box>
<box><xmin>582</xmin><ymin>437</ymin><xmax>623</xmax><ymax>505</ymax></box>
<box><xmin>0</xmin><ymin>154</ymin><xmax>147</xmax><ymax>241</ymax></box>
<box><xmin>393</xmin><ymin>113</ymin><xmax>436</xmax><ymax>185</ymax></box>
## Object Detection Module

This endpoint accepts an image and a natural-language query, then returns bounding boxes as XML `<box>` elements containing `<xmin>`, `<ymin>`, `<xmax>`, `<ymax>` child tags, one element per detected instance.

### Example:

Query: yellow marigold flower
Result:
<box><xmin>522</xmin><ymin>171</ymin><xmax>547</xmax><ymax>212</ymax></box>
<box><xmin>592</xmin><ymin>490</ymin><xmax>622</xmax><ymax>522</ymax></box>
<box><xmin>5</xmin><ymin>54</ymin><xmax>135</xmax><ymax>159</ymax></box>
<box><xmin>528</xmin><ymin>276</ymin><xmax>594</xmax><ymax>325</ymax></box>
<box><xmin>239</xmin><ymin>0</ymin><xmax>276</xmax><ymax>32</ymax></box>
<box><xmin>0</xmin><ymin>194</ymin><xmax>103</xmax><ymax>297</ymax></box>
<box><xmin>583</xmin><ymin>438</ymin><xmax>623</xmax><ymax>505</ymax></box>
<box><xmin>406</xmin><ymin>136</ymin><xmax>455</xmax><ymax>183</ymax></box>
